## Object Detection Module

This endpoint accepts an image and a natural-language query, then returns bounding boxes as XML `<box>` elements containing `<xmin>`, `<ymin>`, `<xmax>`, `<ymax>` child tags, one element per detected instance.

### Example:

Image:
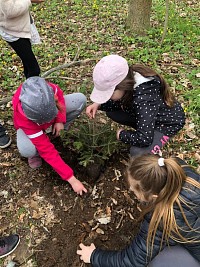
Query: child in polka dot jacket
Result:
<box><xmin>86</xmin><ymin>55</ymin><xmax>185</xmax><ymax>156</ymax></box>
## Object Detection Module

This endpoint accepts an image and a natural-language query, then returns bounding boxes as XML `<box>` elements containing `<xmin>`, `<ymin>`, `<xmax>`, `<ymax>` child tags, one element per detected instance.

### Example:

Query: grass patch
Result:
<box><xmin>0</xmin><ymin>0</ymin><xmax>199</xmax><ymax>165</ymax></box>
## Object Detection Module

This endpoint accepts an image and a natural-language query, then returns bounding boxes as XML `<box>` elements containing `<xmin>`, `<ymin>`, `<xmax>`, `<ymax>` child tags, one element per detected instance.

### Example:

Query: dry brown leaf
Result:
<box><xmin>0</xmin><ymin>162</ymin><xmax>14</xmax><ymax>167</ymax></box>
<box><xmin>177</xmin><ymin>153</ymin><xmax>184</xmax><ymax>160</ymax></box>
<box><xmin>19</xmin><ymin>213</ymin><xmax>26</xmax><ymax>222</ymax></box>
<box><xmin>114</xmin><ymin>187</ymin><xmax>120</xmax><ymax>191</ymax></box>
<box><xmin>96</xmin><ymin>228</ymin><xmax>104</xmax><ymax>235</ymax></box>
<box><xmin>32</xmin><ymin>210</ymin><xmax>43</xmax><ymax>219</ymax></box>
<box><xmin>106</xmin><ymin>206</ymin><xmax>111</xmax><ymax>216</ymax></box>
<box><xmin>110</xmin><ymin>197</ymin><xmax>118</xmax><ymax>205</ymax></box>
<box><xmin>162</xmin><ymin>53</ymin><xmax>171</xmax><ymax>63</ymax></box>
<box><xmin>29</xmin><ymin>200</ymin><xmax>39</xmax><ymax>210</ymax></box>
<box><xmin>194</xmin><ymin>153</ymin><xmax>200</xmax><ymax>162</ymax></box>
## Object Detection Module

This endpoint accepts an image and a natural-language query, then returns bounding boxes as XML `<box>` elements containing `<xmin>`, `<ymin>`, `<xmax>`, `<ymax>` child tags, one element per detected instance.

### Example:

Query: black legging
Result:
<box><xmin>8</xmin><ymin>38</ymin><xmax>40</xmax><ymax>79</ymax></box>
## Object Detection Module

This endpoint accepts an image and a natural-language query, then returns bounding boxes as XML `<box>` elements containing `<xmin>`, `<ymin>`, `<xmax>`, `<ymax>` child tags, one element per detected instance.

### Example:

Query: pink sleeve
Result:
<box><xmin>29</xmin><ymin>132</ymin><xmax>73</xmax><ymax>181</ymax></box>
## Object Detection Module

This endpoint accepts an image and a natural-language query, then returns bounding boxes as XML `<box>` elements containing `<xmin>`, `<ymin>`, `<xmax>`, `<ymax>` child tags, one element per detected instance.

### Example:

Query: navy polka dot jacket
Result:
<box><xmin>100</xmin><ymin>76</ymin><xmax>185</xmax><ymax>147</ymax></box>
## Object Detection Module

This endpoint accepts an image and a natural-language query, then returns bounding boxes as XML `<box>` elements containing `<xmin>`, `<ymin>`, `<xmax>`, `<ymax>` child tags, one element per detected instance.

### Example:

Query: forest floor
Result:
<box><xmin>1</xmin><ymin>133</ymin><xmax>142</xmax><ymax>267</ymax></box>
<box><xmin>0</xmin><ymin>0</ymin><xmax>199</xmax><ymax>266</ymax></box>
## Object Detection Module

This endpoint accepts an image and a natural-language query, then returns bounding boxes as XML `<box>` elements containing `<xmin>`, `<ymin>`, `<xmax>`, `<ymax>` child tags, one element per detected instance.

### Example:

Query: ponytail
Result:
<box><xmin>131</xmin><ymin>64</ymin><xmax>175</xmax><ymax>107</ymax></box>
<box><xmin>127</xmin><ymin>154</ymin><xmax>200</xmax><ymax>257</ymax></box>
<box><xmin>116</xmin><ymin>64</ymin><xmax>175</xmax><ymax>107</ymax></box>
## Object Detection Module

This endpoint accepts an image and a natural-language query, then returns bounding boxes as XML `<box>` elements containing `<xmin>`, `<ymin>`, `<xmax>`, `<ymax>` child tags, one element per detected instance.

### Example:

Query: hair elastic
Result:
<box><xmin>158</xmin><ymin>158</ymin><xmax>165</xmax><ymax>167</ymax></box>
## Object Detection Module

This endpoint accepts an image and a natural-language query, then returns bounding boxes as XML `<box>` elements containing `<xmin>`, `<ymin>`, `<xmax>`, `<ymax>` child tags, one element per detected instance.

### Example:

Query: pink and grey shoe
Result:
<box><xmin>28</xmin><ymin>155</ymin><xmax>42</xmax><ymax>169</ymax></box>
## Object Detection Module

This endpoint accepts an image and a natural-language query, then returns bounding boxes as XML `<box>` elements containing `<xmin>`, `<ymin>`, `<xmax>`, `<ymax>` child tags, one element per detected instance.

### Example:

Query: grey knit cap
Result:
<box><xmin>20</xmin><ymin>77</ymin><xmax>58</xmax><ymax>124</ymax></box>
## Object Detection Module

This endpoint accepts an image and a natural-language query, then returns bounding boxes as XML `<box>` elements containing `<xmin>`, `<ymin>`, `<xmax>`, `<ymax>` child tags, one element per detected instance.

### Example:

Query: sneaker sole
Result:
<box><xmin>0</xmin><ymin>236</ymin><xmax>20</xmax><ymax>258</ymax></box>
<box><xmin>0</xmin><ymin>138</ymin><xmax>12</xmax><ymax>149</ymax></box>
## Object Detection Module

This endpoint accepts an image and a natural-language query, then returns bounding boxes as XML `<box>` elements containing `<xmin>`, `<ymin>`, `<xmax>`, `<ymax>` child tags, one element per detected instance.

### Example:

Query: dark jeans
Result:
<box><xmin>106</xmin><ymin>110</ymin><xmax>170</xmax><ymax>156</ymax></box>
<box><xmin>8</xmin><ymin>38</ymin><xmax>40</xmax><ymax>79</ymax></box>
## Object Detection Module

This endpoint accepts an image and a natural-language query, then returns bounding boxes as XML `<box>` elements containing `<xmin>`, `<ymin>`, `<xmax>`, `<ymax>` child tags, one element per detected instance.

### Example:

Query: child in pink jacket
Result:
<box><xmin>12</xmin><ymin>76</ymin><xmax>87</xmax><ymax>195</ymax></box>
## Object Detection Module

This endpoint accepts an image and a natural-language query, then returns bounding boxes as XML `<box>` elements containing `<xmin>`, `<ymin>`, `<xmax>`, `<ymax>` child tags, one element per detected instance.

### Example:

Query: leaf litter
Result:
<box><xmin>0</xmin><ymin>0</ymin><xmax>199</xmax><ymax>266</ymax></box>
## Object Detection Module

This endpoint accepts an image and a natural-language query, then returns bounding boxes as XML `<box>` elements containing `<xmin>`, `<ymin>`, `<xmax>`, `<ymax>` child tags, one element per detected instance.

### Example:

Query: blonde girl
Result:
<box><xmin>77</xmin><ymin>154</ymin><xmax>200</xmax><ymax>267</ymax></box>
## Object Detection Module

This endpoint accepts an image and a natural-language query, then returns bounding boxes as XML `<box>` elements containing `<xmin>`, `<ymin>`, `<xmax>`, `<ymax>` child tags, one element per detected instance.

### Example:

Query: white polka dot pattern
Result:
<box><xmin>100</xmin><ymin>76</ymin><xmax>185</xmax><ymax>146</ymax></box>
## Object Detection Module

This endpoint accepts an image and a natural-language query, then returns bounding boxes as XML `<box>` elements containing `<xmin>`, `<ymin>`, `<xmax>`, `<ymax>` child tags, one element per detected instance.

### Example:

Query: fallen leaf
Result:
<box><xmin>32</xmin><ymin>209</ymin><xmax>45</xmax><ymax>219</ymax></box>
<box><xmin>111</xmin><ymin>197</ymin><xmax>118</xmax><ymax>205</ymax></box>
<box><xmin>0</xmin><ymin>190</ymin><xmax>8</xmax><ymax>198</ymax></box>
<box><xmin>194</xmin><ymin>153</ymin><xmax>200</xmax><ymax>162</ymax></box>
<box><xmin>177</xmin><ymin>153</ymin><xmax>184</xmax><ymax>160</ymax></box>
<box><xmin>29</xmin><ymin>200</ymin><xmax>39</xmax><ymax>210</ymax></box>
<box><xmin>19</xmin><ymin>213</ymin><xmax>26</xmax><ymax>222</ymax></box>
<box><xmin>96</xmin><ymin>215</ymin><xmax>111</xmax><ymax>225</ymax></box>
<box><xmin>96</xmin><ymin>228</ymin><xmax>104</xmax><ymax>234</ymax></box>
<box><xmin>114</xmin><ymin>187</ymin><xmax>120</xmax><ymax>191</ymax></box>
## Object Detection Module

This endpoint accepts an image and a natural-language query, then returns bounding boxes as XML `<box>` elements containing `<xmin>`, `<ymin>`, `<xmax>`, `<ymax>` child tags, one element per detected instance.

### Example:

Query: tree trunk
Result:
<box><xmin>127</xmin><ymin>0</ymin><xmax>152</xmax><ymax>35</ymax></box>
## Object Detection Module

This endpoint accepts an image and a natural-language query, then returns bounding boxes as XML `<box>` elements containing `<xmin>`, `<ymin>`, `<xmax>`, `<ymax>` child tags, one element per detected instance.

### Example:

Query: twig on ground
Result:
<box><xmin>41</xmin><ymin>58</ymin><xmax>95</xmax><ymax>78</ymax></box>
<box><xmin>0</xmin><ymin>58</ymin><xmax>96</xmax><ymax>105</ymax></box>
<box><xmin>43</xmin><ymin>76</ymin><xmax>81</xmax><ymax>81</ymax></box>
<box><xmin>17</xmin><ymin>254</ymin><xmax>34</xmax><ymax>266</ymax></box>
<box><xmin>116</xmin><ymin>211</ymin><xmax>125</xmax><ymax>229</ymax></box>
<box><xmin>72</xmin><ymin>46</ymin><xmax>80</xmax><ymax>62</ymax></box>
<box><xmin>161</xmin><ymin>0</ymin><xmax>169</xmax><ymax>44</ymax></box>
<box><xmin>160</xmin><ymin>63</ymin><xmax>194</xmax><ymax>67</ymax></box>
<box><xmin>0</xmin><ymin>162</ymin><xmax>14</xmax><ymax>167</ymax></box>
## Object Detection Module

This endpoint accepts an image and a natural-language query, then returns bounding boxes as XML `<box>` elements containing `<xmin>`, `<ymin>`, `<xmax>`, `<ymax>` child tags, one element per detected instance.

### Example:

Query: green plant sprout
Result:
<box><xmin>61</xmin><ymin>115</ymin><xmax>121</xmax><ymax>167</ymax></box>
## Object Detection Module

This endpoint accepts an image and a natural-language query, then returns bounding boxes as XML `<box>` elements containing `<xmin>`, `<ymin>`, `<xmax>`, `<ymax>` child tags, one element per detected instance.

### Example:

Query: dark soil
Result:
<box><xmin>1</xmin><ymin>130</ymin><xmax>140</xmax><ymax>267</ymax></box>
<box><xmin>35</xmin><ymin>139</ymin><xmax>140</xmax><ymax>267</ymax></box>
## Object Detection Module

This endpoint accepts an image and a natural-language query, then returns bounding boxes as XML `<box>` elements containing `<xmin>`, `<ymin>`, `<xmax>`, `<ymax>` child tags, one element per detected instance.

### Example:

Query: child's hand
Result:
<box><xmin>86</xmin><ymin>103</ymin><xmax>101</xmax><ymax>119</ymax></box>
<box><xmin>52</xmin><ymin>122</ymin><xmax>64</xmax><ymax>137</ymax></box>
<box><xmin>68</xmin><ymin>176</ymin><xmax>87</xmax><ymax>195</ymax></box>
<box><xmin>77</xmin><ymin>243</ymin><xmax>96</xmax><ymax>263</ymax></box>
<box><xmin>116</xmin><ymin>128</ymin><xmax>124</xmax><ymax>140</ymax></box>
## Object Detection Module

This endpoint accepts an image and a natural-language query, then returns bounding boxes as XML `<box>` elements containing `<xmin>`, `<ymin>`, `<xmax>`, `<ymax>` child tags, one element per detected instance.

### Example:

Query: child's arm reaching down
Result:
<box><xmin>27</xmin><ymin>132</ymin><xmax>87</xmax><ymax>195</ymax></box>
<box><xmin>68</xmin><ymin>176</ymin><xmax>87</xmax><ymax>195</ymax></box>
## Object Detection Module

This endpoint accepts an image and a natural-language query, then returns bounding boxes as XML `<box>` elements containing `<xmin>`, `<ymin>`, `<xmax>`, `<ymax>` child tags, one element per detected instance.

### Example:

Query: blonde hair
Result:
<box><xmin>127</xmin><ymin>154</ymin><xmax>200</xmax><ymax>256</ymax></box>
